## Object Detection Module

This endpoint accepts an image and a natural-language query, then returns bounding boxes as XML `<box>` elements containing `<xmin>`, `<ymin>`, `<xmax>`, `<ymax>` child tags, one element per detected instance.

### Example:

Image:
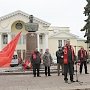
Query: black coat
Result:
<box><xmin>31</xmin><ymin>51</ymin><xmax>41</xmax><ymax>65</ymax></box>
<box><xmin>56</xmin><ymin>49</ymin><xmax>64</xmax><ymax>64</ymax></box>
<box><xmin>78</xmin><ymin>50</ymin><xmax>88</xmax><ymax>61</ymax></box>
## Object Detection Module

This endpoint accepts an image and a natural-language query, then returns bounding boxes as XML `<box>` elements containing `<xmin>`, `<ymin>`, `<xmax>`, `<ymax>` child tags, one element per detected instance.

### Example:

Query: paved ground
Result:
<box><xmin>0</xmin><ymin>64</ymin><xmax>90</xmax><ymax>90</ymax></box>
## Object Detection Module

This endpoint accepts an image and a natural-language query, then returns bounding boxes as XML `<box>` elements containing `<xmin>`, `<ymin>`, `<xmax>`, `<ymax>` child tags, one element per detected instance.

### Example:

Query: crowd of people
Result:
<box><xmin>30</xmin><ymin>48</ymin><xmax>53</xmax><ymax>77</ymax></box>
<box><xmin>56</xmin><ymin>39</ymin><xmax>89</xmax><ymax>83</ymax></box>
<box><xmin>24</xmin><ymin>39</ymin><xmax>89</xmax><ymax>83</ymax></box>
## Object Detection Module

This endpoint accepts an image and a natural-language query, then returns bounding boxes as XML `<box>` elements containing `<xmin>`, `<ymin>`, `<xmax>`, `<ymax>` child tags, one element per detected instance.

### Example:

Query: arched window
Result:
<box><xmin>2</xmin><ymin>33</ymin><xmax>8</xmax><ymax>44</ymax></box>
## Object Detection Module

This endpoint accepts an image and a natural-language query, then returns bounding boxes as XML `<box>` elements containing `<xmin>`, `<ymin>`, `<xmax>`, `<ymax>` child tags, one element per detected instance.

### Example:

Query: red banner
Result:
<box><xmin>0</xmin><ymin>32</ymin><xmax>21</xmax><ymax>67</ymax></box>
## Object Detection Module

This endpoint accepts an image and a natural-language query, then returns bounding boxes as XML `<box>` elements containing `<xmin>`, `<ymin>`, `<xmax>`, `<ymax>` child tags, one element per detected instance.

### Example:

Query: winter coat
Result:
<box><xmin>78</xmin><ymin>49</ymin><xmax>88</xmax><ymax>62</ymax></box>
<box><xmin>56</xmin><ymin>49</ymin><xmax>64</xmax><ymax>64</ymax></box>
<box><xmin>31</xmin><ymin>51</ymin><xmax>41</xmax><ymax>65</ymax></box>
<box><xmin>43</xmin><ymin>52</ymin><xmax>53</xmax><ymax>67</ymax></box>
<box><xmin>63</xmin><ymin>45</ymin><xmax>75</xmax><ymax>64</ymax></box>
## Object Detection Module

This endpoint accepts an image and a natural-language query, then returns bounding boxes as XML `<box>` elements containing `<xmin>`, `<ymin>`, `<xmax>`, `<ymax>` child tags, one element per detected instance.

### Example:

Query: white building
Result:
<box><xmin>0</xmin><ymin>10</ymin><xmax>87</xmax><ymax>60</ymax></box>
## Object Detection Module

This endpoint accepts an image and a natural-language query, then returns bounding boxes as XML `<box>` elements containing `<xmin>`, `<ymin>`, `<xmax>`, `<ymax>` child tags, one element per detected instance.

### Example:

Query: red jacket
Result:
<box><xmin>64</xmin><ymin>45</ymin><xmax>75</xmax><ymax>64</ymax></box>
<box><xmin>78</xmin><ymin>49</ymin><xmax>88</xmax><ymax>61</ymax></box>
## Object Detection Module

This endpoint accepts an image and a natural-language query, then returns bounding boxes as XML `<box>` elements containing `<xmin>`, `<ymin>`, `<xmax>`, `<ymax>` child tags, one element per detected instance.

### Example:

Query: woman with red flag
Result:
<box><xmin>63</xmin><ymin>39</ymin><xmax>75</xmax><ymax>83</ymax></box>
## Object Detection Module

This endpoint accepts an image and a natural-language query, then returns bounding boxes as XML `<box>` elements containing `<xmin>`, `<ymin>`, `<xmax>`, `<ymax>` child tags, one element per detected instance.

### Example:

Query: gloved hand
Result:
<box><xmin>61</xmin><ymin>56</ymin><xmax>63</xmax><ymax>58</ymax></box>
<box><xmin>75</xmin><ymin>61</ymin><xmax>77</xmax><ymax>65</ymax></box>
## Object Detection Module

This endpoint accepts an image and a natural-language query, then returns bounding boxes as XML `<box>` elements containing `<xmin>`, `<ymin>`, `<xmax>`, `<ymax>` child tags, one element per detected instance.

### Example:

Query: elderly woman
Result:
<box><xmin>43</xmin><ymin>49</ymin><xmax>53</xmax><ymax>76</ymax></box>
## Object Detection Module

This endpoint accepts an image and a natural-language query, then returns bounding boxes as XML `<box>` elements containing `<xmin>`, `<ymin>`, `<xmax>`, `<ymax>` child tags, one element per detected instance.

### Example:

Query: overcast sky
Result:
<box><xmin>0</xmin><ymin>0</ymin><xmax>87</xmax><ymax>38</ymax></box>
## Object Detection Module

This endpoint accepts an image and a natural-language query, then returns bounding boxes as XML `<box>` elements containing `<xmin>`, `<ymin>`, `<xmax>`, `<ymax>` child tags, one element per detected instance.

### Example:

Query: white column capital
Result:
<box><xmin>36</xmin><ymin>31</ymin><xmax>40</xmax><ymax>35</ymax></box>
<box><xmin>44</xmin><ymin>32</ymin><xmax>49</xmax><ymax>35</ymax></box>
<box><xmin>7</xmin><ymin>32</ymin><xmax>12</xmax><ymax>35</ymax></box>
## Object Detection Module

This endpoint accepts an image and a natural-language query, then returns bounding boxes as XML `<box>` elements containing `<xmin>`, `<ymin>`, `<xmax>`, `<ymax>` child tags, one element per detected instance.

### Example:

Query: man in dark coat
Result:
<box><xmin>63</xmin><ymin>40</ymin><xmax>75</xmax><ymax>83</ymax></box>
<box><xmin>56</xmin><ymin>46</ymin><xmax>64</xmax><ymax>76</ymax></box>
<box><xmin>78</xmin><ymin>46</ymin><xmax>89</xmax><ymax>74</ymax></box>
<box><xmin>31</xmin><ymin>49</ymin><xmax>41</xmax><ymax>77</ymax></box>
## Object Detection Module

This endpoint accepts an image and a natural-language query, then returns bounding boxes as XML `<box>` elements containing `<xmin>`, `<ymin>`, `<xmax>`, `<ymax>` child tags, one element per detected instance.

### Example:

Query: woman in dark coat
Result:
<box><xmin>31</xmin><ymin>49</ymin><xmax>41</xmax><ymax>77</ymax></box>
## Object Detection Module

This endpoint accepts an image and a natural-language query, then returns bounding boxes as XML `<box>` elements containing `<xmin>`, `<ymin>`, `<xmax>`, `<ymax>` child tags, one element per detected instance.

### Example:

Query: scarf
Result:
<box><xmin>32</xmin><ymin>52</ymin><xmax>37</xmax><ymax>60</ymax></box>
<box><xmin>81</xmin><ymin>50</ymin><xmax>83</xmax><ymax>58</ymax></box>
<box><xmin>64</xmin><ymin>45</ymin><xmax>74</xmax><ymax>64</ymax></box>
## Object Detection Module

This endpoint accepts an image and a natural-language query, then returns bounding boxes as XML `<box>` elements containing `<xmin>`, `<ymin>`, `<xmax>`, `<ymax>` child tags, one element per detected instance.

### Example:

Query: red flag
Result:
<box><xmin>0</xmin><ymin>32</ymin><xmax>21</xmax><ymax>67</ymax></box>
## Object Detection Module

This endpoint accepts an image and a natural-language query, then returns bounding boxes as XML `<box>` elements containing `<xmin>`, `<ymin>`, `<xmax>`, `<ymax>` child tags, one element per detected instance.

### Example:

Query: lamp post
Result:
<box><xmin>25</xmin><ymin>15</ymin><xmax>39</xmax><ymax>60</ymax></box>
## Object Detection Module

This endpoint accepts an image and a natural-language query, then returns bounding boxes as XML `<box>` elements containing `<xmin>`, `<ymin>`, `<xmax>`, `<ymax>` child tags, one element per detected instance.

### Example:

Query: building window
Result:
<box><xmin>58</xmin><ymin>40</ymin><xmax>62</xmax><ymax>47</ymax></box>
<box><xmin>39</xmin><ymin>35</ymin><xmax>43</xmax><ymax>44</ymax></box>
<box><xmin>2</xmin><ymin>33</ymin><xmax>8</xmax><ymax>44</ymax></box>
<box><xmin>64</xmin><ymin>40</ymin><xmax>67</xmax><ymax>46</ymax></box>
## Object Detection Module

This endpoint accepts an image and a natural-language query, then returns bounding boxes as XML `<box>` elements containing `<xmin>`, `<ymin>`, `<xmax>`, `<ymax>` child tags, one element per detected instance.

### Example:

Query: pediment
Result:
<box><xmin>49</xmin><ymin>32</ymin><xmax>78</xmax><ymax>39</ymax></box>
<box><xmin>0</xmin><ymin>10</ymin><xmax>50</xmax><ymax>26</ymax></box>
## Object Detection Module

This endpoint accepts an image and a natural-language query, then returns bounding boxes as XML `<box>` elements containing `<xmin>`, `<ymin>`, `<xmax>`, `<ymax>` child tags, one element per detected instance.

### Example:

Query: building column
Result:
<box><xmin>44</xmin><ymin>32</ymin><xmax>48</xmax><ymax>51</ymax></box>
<box><xmin>21</xmin><ymin>34</ymin><xmax>23</xmax><ymax>44</ymax></box>
<box><xmin>0</xmin><ymin>33</ymin><xmax>2</xmax><ymax>50</ymax></box>
<box><xmin>21</xmin><ymin>50</ymin><xmax>23</xmax><ymax>59</ymax></box>
<box><xmin>37</xmin><ymin>33</ymin><xmax>40</xmax><ymax>51</ymax></box>
<box><xmin>8</xmin><ymin>32</ymin><xmax>11</xmax><ymax>43</ymax></box>
<box><xmin>62</xmin><ymin>40</ymin><xmax>64</xmax><ymax>47</ymax></box>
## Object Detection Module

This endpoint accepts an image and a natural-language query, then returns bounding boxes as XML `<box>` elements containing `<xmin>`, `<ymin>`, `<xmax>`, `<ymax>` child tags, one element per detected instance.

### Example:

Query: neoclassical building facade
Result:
<box><xmin>0</xmin><ymin>10</ymin><xmax>87</xmax><ymax>60</ymax></box>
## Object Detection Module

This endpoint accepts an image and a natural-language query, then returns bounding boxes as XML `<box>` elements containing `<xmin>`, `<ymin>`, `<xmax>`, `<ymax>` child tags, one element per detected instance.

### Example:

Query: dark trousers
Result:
<box><xmin>80</xmin><ymin>61</ymin><xmax>87</xmax><ymax>74</ymax></box>
<box><xmin>45</xmin><ymin>66</ymin><xmax>50</xmax><ymax>76</ymax></box>
<box><xmin>33</xmin><ymin>63</ymin><xmax>40</xmax><ymax>76</ymax></box>
<box><xmin>73</xmin><ymin>63</ymin><xmax>74</xmax><ymax>74</ymax></box>
<box><xmin>64</xmin><ymin>63</ymin><xmax>73</xmax><ymax>81</ymax></box>
<box><xmin>57</xmin><ymin>63</ymin><xmax>64</xmax><ymax>76</ymax></box>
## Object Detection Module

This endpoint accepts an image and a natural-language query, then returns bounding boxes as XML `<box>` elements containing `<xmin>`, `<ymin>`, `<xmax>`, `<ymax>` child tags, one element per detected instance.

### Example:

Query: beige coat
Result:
<box><xmin>43</xmin><ymin>52</ymin><xmax>52</xmax><ymax>67</ymax></box>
